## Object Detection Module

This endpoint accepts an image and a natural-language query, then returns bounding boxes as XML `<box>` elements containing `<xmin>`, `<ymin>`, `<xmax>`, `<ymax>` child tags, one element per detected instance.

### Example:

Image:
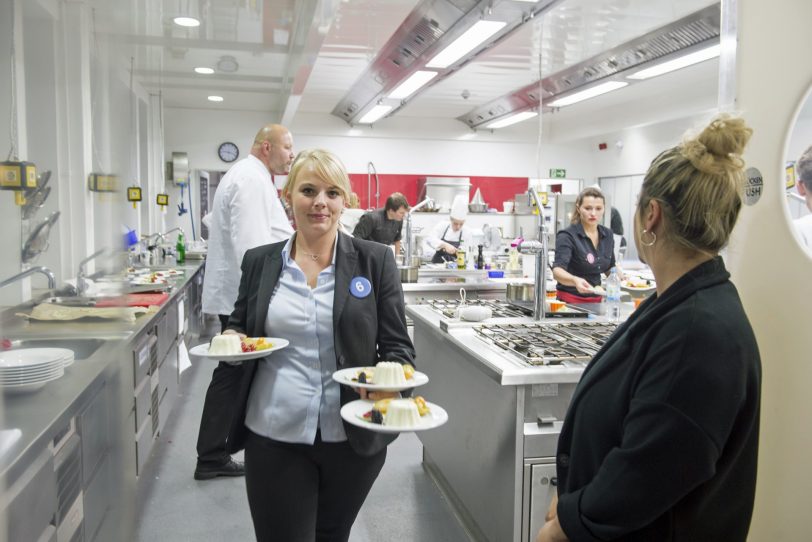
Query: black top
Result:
<box><xmin>225</xmin><ymin>232</ymin><xmax>415</xmax><ymax>457</ymax></box>
<box><xmin>352</xmin><ymin>208</ymin><xmax>403</xmax><ymax>245</ymax></box>
<box><xmin>553</xmin><ymin>223</ymin><xmax>615</xmax><ymax>297</ymax></box>
<box><xmin>556</xmin><ymin>257</ymin><xmax>761</xmax><ymax>542</ymax></box>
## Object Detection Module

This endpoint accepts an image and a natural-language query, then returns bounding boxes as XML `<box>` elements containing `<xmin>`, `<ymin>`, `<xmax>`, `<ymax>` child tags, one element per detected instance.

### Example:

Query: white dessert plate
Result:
<box><xmin>189</xmin><ymin>338</ymin><xmax>289</xmax><ymax>362</ymax></box>
<box><xmin>332</xmin><ymin>367</ymin><xmax>429</xmax><ymax>391</ymax></box>
<box><xmin>340</xmin><ymin>399</ymin><xmax>448</xmax><ymax>434</ymax></box>
<box><xmin>621</xmin><ymin>281</ymin><xmax>656</xmax><ymax>292</ymax></box>
<box><xmin>0</xmin><ymin>348</ymin><xmax>73</xmax><ymax>369</ymax></box>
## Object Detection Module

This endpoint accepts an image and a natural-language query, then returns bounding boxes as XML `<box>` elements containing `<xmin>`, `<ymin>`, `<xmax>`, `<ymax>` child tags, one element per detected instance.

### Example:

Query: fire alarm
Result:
<box><xmin>598</xmin><ymin>142</ymin><xmax>608</xmax><ymax>150</ymax></box>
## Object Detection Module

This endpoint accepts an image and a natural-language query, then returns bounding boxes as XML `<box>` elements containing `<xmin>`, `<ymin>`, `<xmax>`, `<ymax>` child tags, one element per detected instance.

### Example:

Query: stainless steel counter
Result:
<box><xmin>407</xmin><ymin>302</ymin><xmax>626</xmax><ymax>542</ymax></box>
<box><xmin>0</xmin><ymin>261</ymin><xmax>204</xmax><ymax>493</ymax></box>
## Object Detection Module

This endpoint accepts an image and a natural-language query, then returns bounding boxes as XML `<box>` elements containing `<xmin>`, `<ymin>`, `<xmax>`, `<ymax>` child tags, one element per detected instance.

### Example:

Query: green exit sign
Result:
<box><xmin>549</xmin><ymin>168</ymin><xmax>566</xmax><ymax>179</ymax></box>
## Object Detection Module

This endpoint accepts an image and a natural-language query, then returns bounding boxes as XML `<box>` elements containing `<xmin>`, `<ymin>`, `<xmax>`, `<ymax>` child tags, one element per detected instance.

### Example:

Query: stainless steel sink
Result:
<box><xmin>5</xmin><ymin>337</ymin><xmax>108</xmax><ymax>360</ymax></box>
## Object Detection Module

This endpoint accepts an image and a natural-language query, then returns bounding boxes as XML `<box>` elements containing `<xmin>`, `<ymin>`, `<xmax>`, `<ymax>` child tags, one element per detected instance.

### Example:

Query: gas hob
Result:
<box><xmin>473</xmin><ymin>322</ymin><xmax>618</xmax><ymax>366</ymax></box>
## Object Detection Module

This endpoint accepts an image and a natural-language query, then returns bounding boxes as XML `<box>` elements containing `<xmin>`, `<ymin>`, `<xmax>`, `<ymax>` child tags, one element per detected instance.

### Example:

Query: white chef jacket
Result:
<box><xmin>202</xmin><ymin>154</ymin><xmax>294</xmax><ymax>315</ymax></box>
<box><xmin>423</xmin><ymin>220</ymin><xmax>472</xmax><ymax>255</ymax></box>
<box><xmin>794</xmin><ymin>213</ymin><xmax>812</xmax><ymax>248</ymax></box>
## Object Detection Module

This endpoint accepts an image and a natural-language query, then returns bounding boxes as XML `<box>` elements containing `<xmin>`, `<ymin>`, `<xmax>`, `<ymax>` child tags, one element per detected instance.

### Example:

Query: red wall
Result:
<box><xmin>347</xmin><ymin>173</ymin><xmax>528</xmax><ymax>212</ymax></box>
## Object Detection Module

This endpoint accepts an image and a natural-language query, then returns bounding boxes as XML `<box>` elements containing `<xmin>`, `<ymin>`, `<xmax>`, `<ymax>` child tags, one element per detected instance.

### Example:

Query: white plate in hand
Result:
<box><xmin>332</xmin><ymin>367</ymin><xmax>428</xmax><ymax>391</ymax></box>
<box><xmin>188</xmin><ymin>338</ymin><xmax>289</xmax><ymax>362</ymax></box>
<box><xmin>340</xmin><ymin>399</ymin><xmax>448</xmax><ymax>434</ymax></box>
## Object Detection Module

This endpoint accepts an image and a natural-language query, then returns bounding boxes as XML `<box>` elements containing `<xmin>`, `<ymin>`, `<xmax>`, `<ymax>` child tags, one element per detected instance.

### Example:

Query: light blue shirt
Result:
<box><xmin>244</xmin><ymin>235</ymin><xmax>347</xmax><ymax>444</ymax></box>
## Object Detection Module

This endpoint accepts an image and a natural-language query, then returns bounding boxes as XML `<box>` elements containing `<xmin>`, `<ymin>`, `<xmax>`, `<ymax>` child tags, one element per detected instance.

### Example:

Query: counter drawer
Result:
<box><xmin>523</xmin><ymin>421</ymin><xmax>562</xmax><ymax>458</ymax></box>
<box><xmin>134</xmin><ymin>376</ymin><xmax>151</xmax><ymax>430</ymax></box>
<box><xmin>133</xmin><ymin>333</ymin><xmax>157</xmax><ymax>386</ymax></box>
<box><xmin>1</xmin><ymin>447</ymin><xmax>57</xmax><ymax>542</ymax></box>
<box><xmin>135</xmin><ymin>417</ymin><xmax>154</xmax><ymax>476</ymax></box>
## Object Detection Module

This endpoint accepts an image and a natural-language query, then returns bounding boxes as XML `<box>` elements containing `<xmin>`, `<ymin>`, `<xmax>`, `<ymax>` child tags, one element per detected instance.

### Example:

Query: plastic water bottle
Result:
<box><xmin>605</xmin><ymin>267</ymin><xmax>621</xmax><ymax>322</ymax></box>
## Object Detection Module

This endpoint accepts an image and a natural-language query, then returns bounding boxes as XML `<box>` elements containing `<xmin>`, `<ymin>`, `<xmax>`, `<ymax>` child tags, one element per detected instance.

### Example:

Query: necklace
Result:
<box><xmin>300</xmin><ymin>251</ymin><xmax>320</xmax><ymax>261</ymax></box>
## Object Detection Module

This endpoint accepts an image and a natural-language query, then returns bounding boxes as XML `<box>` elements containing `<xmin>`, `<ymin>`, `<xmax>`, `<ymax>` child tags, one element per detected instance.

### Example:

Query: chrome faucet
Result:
<box><xmin>0</xmin><ymin>266</ymin><xmax>56</xmax><ymax>290</ymax></box>
<box><xmin>77</xmin><ymin>248</ymin><xmax>110</xmax><ymax>296</ymax></box>
<box><xmin>403</xmin><ymin>197</ymin><xmax>434</xmax><ymax>265</ymax></box>
<box><xmin>517</xmin><ymin>189</ymin><xmax>548</xmax><ymax>321</ymax></box>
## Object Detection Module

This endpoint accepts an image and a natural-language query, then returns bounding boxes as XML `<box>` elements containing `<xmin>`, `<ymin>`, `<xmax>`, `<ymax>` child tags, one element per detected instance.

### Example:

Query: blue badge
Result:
<box><xmin>350</xmin><ymin>277</ymin><xmax>372</xmax><ymax>298</ymax></box>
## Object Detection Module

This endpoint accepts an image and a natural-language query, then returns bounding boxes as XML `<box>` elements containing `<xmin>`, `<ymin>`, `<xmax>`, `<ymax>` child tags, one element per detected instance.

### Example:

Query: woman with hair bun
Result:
<box><xmin>536</xmin><ymin>115</ymin><xmax>762</xmax><ymax>542</ymax></box>
<box><xmin>552</xmin><ymin>186</ymin><xmax>616</xmax><ymax>304</ymax></box>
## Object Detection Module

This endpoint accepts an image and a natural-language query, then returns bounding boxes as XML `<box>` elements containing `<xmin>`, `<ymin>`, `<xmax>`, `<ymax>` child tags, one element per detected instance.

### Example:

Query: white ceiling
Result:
<box><xmin>113</xmin><ymin>0</ymin><xmax>720</xmax><ymax>139</ymax></box>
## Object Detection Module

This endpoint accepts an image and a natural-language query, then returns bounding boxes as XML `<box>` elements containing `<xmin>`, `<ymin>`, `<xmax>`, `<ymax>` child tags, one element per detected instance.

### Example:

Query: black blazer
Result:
<box><xmin>225</xmin><ymin>232</ymin><xmax>415</xmax><ymax>457</ymax></box>
<box><xmin>556</xmin><ymin>257</ymin><xmax>761</xmax><ymax>542</ymax></box>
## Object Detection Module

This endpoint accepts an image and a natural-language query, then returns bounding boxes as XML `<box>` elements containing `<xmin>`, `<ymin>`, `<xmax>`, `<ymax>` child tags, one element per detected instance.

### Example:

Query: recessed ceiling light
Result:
<box><xmin>388</xmin><ymin>71</ymin><xmax>438</xmax><ymax>100</ymax></box>
<box><xmin>194</xmin><ymin>67</ymin><xmax>214</xmax><ymax>75</ymax></box>
<box><xmin>207</xmin><ymin>95</ymin><xmax>224</xmax><ymax>103</ymax></box>
<box><xmin>358</xmin><ymin>105</ymin><xmax>392</xmax><ymax>124</ymax></box>
<box><xmin>485</xmin><ymin>111</ymin><xmax>537</xmax><ymax>129</ymax></box>
<box><xmin>426</xmin><ymin>20</ymin><xmax>507</xmax><ymax>69</ymax></box>
<box><xmin>173</xmin><ymin>16</ymin><xmax>200</xmax><ymax>27</ymax></box>
<box><xmin>548</xmin><ymin>81</ymin><xmax>628</xmax><ymax>107</ymax></box>
<box><xmin>627</xmin><ymin>44</ymin><xmax>720</xmax><ymax>80</ymax></box>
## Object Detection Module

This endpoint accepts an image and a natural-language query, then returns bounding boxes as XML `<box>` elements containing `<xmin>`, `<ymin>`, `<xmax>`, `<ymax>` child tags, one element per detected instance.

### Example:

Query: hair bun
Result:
<box><xmin>680</xmin><ymin>114</ymin><xmax>752</xmax><ymax>175</ymax></box>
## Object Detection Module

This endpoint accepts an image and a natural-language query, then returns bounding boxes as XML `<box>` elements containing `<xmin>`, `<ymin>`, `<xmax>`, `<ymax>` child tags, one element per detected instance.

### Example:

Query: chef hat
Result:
<box><xmin>450</xmin><ymin>194</ymin><xmax>468</xmax><ymax>220</ymax></box>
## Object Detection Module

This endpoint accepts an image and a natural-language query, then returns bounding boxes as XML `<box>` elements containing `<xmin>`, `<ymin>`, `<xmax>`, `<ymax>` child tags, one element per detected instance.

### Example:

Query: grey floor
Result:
<box><xmin>135</xmin><ymin>321</ymin><xmax>472</xmax><ymax>542</ymax></box>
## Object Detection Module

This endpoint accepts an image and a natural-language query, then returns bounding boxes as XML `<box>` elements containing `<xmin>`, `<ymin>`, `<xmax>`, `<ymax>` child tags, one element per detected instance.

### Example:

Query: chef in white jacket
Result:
<box><xmin>424</xmin><ymin>194</ymin><xmax>472</xmax><ymax>263</ymax></box>
<box><xmin>195</xmin><ymin>123</ymin><xmax>295</xmax><ymax>481</ymax></box>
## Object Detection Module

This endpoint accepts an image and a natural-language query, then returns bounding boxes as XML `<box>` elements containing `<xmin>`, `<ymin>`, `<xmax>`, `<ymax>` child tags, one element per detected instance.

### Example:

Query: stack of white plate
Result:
<box><xmin>0</xmin><ymin>348</ymin><xmax>74</xmax><ymax>394</ymax></box>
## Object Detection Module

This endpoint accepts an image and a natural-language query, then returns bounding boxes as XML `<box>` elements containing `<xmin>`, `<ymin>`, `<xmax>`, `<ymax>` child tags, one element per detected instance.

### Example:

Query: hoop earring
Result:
<box><xmin>641</xmin><ymin>229</ymin><xmax>657</xmax><ymax>247</ymax></box>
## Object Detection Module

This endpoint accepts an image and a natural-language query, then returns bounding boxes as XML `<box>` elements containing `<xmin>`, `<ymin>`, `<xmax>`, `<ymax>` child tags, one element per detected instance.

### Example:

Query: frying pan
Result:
<box><xmin>22</xmin><ymin>210</ymin><xmax>60</xmax><ymax>263</ymax></box>
<box><xmin>22</xmin><ymin>170</ymin><xmax>52</xmax><ymax>220</ymax></box>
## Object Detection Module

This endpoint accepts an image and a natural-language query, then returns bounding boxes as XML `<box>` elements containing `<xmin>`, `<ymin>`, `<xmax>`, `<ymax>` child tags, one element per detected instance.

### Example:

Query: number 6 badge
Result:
<box><xmin>350</xmin><ymin>277</ymin><xmax>372</xmax><ymax>298</ymax></box>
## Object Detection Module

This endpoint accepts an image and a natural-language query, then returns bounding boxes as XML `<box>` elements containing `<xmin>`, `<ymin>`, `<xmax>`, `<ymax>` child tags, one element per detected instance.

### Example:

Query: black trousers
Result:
<box><xmin>195</xmin><ymin>314</ymin><xmax>244</xmax><ymax>465</ymax></box>
<box><xmin>244</xmin><ymin>430</ymin><xmax>386</xmax><ymax>542</ymax></box>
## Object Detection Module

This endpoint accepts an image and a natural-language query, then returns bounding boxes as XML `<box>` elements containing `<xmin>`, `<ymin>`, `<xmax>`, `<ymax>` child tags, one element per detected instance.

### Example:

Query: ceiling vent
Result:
<box><xmin>332</xmin><ymin>0</ymin><xmax>563</xmax><ymax>125</ymax></box>
<box><xmin>458</xmin><ymin>3</ymin><xmax>721</xmax><ymax>129</ymax></box>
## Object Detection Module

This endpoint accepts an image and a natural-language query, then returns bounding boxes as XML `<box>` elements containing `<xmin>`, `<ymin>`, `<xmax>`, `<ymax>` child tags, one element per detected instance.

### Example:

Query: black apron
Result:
<box><xmin>431</xmin><ymin>225</ymin><xmax>463</xmax><ymax>263</ymax></box>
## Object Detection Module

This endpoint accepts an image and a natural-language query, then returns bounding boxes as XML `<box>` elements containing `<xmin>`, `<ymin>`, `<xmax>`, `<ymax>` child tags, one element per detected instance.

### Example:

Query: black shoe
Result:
<box><xmin>194</xmin><ymin>459</ymin><xmax>245</xmax><ymax>480</ymax></box>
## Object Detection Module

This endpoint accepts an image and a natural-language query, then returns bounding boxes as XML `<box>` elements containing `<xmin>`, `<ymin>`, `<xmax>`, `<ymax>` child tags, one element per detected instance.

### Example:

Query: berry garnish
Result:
<box><xmin>358</xmin><ymin>371</ymin><xmax>367</xmax><ymax>384</ymax></box>
<box><xmin>370</xmin><ymin>409</ymin><xmax>383</xmax><ymax>424</ymax></box>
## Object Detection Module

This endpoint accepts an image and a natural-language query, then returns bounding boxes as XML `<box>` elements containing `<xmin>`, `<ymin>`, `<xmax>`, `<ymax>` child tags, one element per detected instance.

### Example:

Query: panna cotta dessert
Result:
<box><xmin>374</xmin><ymin>361</ymin><xmax>407</xmax><ymax>387</ymax></box>
<box><xmin>208</xmin><ymin>334</ymin><xmax>242</xmax><ymax>355</ymax></box>
<box><xmin>383</xmin><ymin>399</ymin><xmax>421</xmax><ymax>427</ymax></box>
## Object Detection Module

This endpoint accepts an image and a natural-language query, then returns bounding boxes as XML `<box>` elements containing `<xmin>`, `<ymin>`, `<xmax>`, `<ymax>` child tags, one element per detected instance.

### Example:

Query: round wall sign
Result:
<box><xmin>218</xmin><ymin>142</ymin><xmax>239</xmax><ymax>163</ymax></box>
<box><xmin>744</xmin><ymin>167</ymin><xmax>763</xmax><ymax>206</ymax></box>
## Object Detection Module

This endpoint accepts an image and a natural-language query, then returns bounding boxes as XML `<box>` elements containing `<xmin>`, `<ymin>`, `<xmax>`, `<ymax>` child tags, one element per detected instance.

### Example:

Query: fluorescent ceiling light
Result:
<box><xmin>358</xmin><ymin>105</ymin><xmax>393</xmax><ymax>124</ymax></box>
<box><xmin>426</xmin><ymin>20</ymin><xmax>507</xmax><ymax>69</ymax></box>
<box><xmin>627</xmin><ymin>44</ymin><xmax>721</xmax><ymax>80</ymax></box>
<box><xmin>207</xmin><ymin>95</ymin><xmax>224</xmax><ymax>102</ymax></box>
<box><xmin>548</xmin><ymin>81</ymin><xmax>628</xmax><ymax>107</ymax></box>
<box><xmin>388</xmin><ymin>71</ymin><xmax>439</xmax><ymax>100</ymax></box>
<box><xmin>485</xmin><ymin>111</ymin><xmax>537</xmax><ymax>129</ymax></box>
<box><xmin>194</xmin><ymin>67</ymin><xmax>214</xmax><ymax>74</ymax></box>
<box><xmin>173</xmin><ymin>16</ymin><xmax>200</xmax><ymax>27</ymax></box>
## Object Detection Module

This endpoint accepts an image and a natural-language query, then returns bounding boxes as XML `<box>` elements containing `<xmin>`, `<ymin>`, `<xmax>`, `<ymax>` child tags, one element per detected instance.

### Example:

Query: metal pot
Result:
<box><xmin>399</xmin><ymin>265</ymin><xmax>419</xmax><ymax>283</ymax></box>
<box><xmin>506</xmin><ymin>282</ymin><xmax>534</xmax><ymax>302</ymax></box>
<box><xmin>468</xmin><ymin>203</ymin><xmax>487</xmax><ymax>213</ymax></box>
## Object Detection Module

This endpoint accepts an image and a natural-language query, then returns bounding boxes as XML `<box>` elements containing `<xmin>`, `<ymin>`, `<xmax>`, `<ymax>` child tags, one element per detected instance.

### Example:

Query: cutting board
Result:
<box><xmin>95</xmin><ymin>293</ymin><xmax>170</xmax><ymax>307</ymax></box>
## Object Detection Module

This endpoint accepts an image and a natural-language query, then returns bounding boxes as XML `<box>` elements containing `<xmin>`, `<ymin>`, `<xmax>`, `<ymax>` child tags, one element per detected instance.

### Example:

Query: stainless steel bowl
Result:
<box><xmin>468</xmin><ymin>203</ymin><xmax>487</xmax><ymax>213</ymax></box>
<box><xmin>506</xmin><ymin>283</ymin><xmax>534</xmax><ymax>302</ymax></box>
<box><xmin>399</xmin><ymin>266</ymin><xmax>419</xmax><ymax>283</ymax></box>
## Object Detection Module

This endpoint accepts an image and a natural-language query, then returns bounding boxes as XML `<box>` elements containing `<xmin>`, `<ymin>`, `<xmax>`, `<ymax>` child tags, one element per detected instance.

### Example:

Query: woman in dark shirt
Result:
<box><xmin>536</xmin><ymin>115</ymin><xmax>761</xmax><ymax>542</ymax></box>
<box><xmin>552</xmin><ymin>187</ymin><xmax>615</xmax><ymax>303</ymax></box>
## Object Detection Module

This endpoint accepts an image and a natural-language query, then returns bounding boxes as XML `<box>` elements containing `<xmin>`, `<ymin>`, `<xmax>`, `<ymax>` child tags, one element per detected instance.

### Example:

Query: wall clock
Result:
<box><xmin>218</xmin><ymin>141</ymin><xmax>239</xmax><ymax>163</ymax></box>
